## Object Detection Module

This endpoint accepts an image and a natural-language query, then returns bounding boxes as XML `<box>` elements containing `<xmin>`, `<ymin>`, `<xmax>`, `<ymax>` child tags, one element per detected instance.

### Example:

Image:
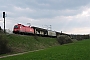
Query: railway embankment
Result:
<box><xmin>0</xmin><ymin>34</ymin><xmax>60</xmax><ymax>55</ymax></box>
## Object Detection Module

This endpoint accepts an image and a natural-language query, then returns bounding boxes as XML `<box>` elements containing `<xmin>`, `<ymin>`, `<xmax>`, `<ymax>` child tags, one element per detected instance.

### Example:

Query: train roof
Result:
<box><xmin>31</xmin><ymin>26</ymin><xmax>48</xmax><ymax>31</ymax></box>
<box><xmin>16</xmin><ymin>24</ymin><xmax>31</xmax><ymax>27</ymax></box>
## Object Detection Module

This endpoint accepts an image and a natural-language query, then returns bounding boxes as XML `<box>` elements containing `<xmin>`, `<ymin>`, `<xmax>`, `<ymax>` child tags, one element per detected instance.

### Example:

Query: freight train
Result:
<box><xmin>13</xmin><ymin>24</ymin><xmax>90</xmax><ymax>39</ymax></box>
<box><xmin>13</xmin><ymin>24</ymin><xmax>57</xmax><ymax>37</ymax></box>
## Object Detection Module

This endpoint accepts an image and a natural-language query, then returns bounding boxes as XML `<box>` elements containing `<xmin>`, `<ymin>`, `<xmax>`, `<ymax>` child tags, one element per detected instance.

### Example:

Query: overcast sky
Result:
<box><xmin>0</xmin><ymin>0</ymin><xmax>90</xmax><ymax>34</ymax></box>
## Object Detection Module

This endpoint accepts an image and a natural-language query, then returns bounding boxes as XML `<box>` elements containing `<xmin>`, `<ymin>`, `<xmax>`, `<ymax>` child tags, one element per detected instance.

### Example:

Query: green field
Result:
<box><xmin>0</xmin><ymin>39</ymin><xmax>90</xmax><ymax>60</ymax></box>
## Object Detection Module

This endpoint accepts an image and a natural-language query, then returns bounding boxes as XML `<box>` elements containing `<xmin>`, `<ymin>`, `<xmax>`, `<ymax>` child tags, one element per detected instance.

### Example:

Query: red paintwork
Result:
<box><xmin>13</xmin><ymin>24</ymin><xmax>34</xmax><ymax>34</ymax></box>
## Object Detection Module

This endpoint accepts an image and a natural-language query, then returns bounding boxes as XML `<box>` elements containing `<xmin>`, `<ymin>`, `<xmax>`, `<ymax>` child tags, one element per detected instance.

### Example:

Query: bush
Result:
<box><xmin>57</xmin><ymin>35</ymin><xmax>73</xmax><ymax>45</ymax></box>
<box><xmin>0</xmin><ymin>29</ymin><xmax>4</xmax><ymax>33</ymax></box>
<box><xmin>0</xmin><ymin>34</ymin><xmax>11</xmax><ymax>54</ymax></box>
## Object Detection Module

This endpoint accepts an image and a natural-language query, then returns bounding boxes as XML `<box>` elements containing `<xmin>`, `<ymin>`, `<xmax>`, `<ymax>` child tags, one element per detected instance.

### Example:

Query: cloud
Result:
<box><xmin>4</xmin><ymin>5</ymin><xmax>90</xmax><ymax>34</ymax></box>
<box><xmin>68</xmin><ymin>27</ymin><xmax>90</xmax><ymax>34</ymax></box>
<box><xmin>13</xmin><ymin>6</ymin><xmax>35</xmax><ymax>12</ymax></box>
<box><xmin>1</xmin><ymin>0</ymin><xmax>90</xmax><ymax>34</ymax></box>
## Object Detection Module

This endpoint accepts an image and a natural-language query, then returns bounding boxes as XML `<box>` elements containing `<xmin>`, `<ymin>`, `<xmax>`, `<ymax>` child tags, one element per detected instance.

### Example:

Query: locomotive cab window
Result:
<box><xmin>14</xmin><ymin>25</ymin><xmax>18</xmax><ymax>29</ymax></box>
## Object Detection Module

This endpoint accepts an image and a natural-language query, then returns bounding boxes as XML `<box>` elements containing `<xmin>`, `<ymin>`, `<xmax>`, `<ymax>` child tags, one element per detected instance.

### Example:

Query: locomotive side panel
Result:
<box><xmin>20</xmin><ymin>25</ymin><xmax>25</xmax><ymax>33</ymax></box>
<box><xmin>25</xmin><ymin>27</ymin><xmax>34</xmax><ymax>34</ymax></box>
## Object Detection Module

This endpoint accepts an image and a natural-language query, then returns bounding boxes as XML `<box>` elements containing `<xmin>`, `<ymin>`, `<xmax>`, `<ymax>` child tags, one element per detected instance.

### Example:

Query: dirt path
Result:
<box><xmin>0</xmin><ymin>49</ymin><xmax>44</xmax><ymax>59</ymax></box>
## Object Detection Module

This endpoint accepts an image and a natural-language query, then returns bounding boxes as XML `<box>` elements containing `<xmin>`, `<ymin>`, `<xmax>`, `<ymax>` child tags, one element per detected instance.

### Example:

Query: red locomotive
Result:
<box><xmin>13</xmin><ymin>24</ymin><xmax>34</xmax><ymax>34</ymax></box>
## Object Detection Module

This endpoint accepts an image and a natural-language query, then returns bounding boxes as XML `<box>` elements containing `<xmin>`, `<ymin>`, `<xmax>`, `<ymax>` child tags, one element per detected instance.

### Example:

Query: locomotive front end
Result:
<box><xmin>13</xmin><ymin>25</ymin><xmax>20</xmax><ymax>34</ymax></box>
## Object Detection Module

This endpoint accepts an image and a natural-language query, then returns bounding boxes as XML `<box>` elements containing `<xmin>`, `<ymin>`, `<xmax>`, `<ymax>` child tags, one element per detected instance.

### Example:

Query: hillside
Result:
<box><xmin>6</xmin><ymin>34</ymin><xmax>59</xmax><ymax>53</ymax></box>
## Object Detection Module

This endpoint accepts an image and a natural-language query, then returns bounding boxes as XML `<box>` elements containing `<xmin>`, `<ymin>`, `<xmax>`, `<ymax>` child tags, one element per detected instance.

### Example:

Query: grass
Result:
<box><xmin>0</xmin><ymin>39</ymin><xmax>90</xmax><ymax>60</ymax></box>
<box><xmin>6</xmin><ymin>34</ymin><xmax>59</xmax><ymax>53</ymax></box>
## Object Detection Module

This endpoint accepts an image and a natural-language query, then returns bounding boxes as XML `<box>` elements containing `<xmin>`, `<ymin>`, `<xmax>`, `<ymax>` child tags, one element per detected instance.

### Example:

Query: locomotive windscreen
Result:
<box><xmin>14</xmin><ymin>25</ymin><xmax>18</xmax><ymax>29</ymax></box>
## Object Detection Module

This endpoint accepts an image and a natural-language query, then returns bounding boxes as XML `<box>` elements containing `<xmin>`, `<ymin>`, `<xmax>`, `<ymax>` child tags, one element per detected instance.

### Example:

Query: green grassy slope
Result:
<box><xmin>6</xmin><ymin>34</ymin><xmax>59</xmax><ymax>53</ymax></box>
<box><xmin>0</xmin><ymin>39</ymin><xmax>90</xmax><ymax>60</ymax></box>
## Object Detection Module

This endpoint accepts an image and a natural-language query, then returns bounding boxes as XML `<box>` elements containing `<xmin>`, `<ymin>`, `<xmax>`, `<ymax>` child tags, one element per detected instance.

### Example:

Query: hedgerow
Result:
<box><xmin>57</xmin><ymin>35</ymin><xmax>73</xmax><ymax>45</ymax></box>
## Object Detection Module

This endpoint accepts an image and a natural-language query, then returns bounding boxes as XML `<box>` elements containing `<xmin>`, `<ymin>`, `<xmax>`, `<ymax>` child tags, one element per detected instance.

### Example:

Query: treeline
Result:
<box><xmin>69</xmin><ymin>34</ymin><xmax>89</xmax><ymax>40</ymax></box>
